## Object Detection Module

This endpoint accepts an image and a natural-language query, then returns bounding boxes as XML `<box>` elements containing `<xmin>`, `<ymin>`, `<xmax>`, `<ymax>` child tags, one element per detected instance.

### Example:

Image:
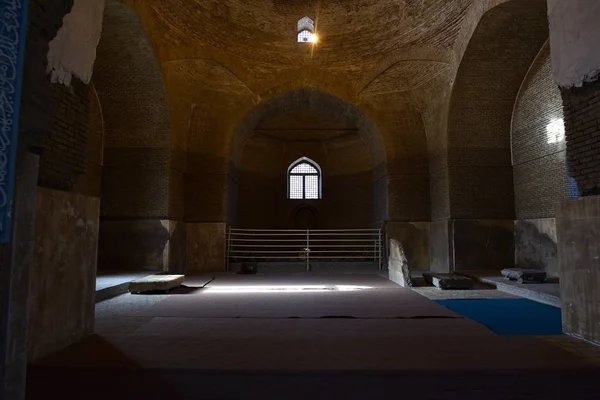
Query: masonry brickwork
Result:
<box><xmin>446</xmin><ymin>0</ymin><xmax>549</xmax><ymax>221</ymax></box>
<box><xmin>95</xmin><ymin>0</ymin><xmax>171</xmax><ymax>220</ymax></box>
<box><xmin>562</xmin><ymin>79</ymin><xmax>600</xmax><ymax>196</ymax></box>
<box><xmin>18</xmin><ymin>0</ymin><xmax>74</xmax><ymax>153</ymax></box>
<box><xmin>512</xmin><ymin>43</ymin><xmax>568</xmax><ymax>219</ymax></box>
<box><xmin>38</xmin><ymin>79</ymin><xmax>90</xmax><ymax>192</ymax></box>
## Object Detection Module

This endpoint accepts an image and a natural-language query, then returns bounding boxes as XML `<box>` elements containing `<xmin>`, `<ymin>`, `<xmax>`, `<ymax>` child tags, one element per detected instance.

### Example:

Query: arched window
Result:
<box><xmin>297</xmin><ymin>16</ymin><xmax>317</xmax><ymax>43</ymax></box>
<box><xmin>288</xmin><ymin>157</ymin><xmax>322</xmax><ymax>199</ymax></box>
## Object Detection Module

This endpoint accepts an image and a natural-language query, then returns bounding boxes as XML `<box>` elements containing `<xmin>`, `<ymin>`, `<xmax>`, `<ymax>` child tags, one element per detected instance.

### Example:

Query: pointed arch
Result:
<box><xmin>297</xmin><ymin>16</ymin><xmax>317</xmax><ymax>43</ymax></box>
<box><xmin>287</xmin><ymin>157</ymin><xmax>322</xmax><ymax>200</ymax></box>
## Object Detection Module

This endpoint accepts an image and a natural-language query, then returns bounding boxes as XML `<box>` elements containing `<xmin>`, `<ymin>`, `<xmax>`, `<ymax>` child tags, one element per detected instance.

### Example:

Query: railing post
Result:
<box><xmin>381</xmin><ymin>229</ymin><xmax>383</xmax><ymax>271</ymax></box>
<box><xmin>306</xmin><ymin>229</ymin><xmax>310</xmax><ymax>272</ymax></box>
<box><xmin>226</xmin><ymin>226</ymin><xmax>231</xmax><ymax>272</ymax></box>
<box><xmin>373</xmin><ymin>230</ymin><xmax>377</xmax><ymax>263</ymax></box>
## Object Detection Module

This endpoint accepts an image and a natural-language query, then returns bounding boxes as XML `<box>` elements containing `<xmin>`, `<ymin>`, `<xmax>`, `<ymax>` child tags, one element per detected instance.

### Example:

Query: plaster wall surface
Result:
<box><xmin>514</xmin><ymin>218</ymin><xmax>558</xmax><ymax>276</ymax></box>
<box><xmin>548</xmin><ymin>0</ymin><xmax>600</xmax><ymax>87</ymax></box>
<box><xmin>557</xmin><ymin>196</ymin><xmax>600</xmax><ymax>344</ymax></box>
<box><xmin>97</xmin><ymin>220</ymin><xmax>171</xmax><ymax>272</ymax></box>
<box><xmin>186</xmin><ymin>223</ymin><xmax>226</xmax><ymax>273</ymax></box>
<box><xmin>452</xmin><ymin>219</ymin><xmax>514</xmax><ymax>272</ymax></box>
<box><xmin>28</xmin><ymin>188</ymin><xmax>99</xmax><ymax>361</ymax></box>
<box><xmin>429</xmin><ymin>220</ymin><xmax>452</xmax><ymax>273</ymax></box>
<box><xmin>47</xmin><ymin>0</ymin><xmax>106</xmax><ymax>85</ymax></box>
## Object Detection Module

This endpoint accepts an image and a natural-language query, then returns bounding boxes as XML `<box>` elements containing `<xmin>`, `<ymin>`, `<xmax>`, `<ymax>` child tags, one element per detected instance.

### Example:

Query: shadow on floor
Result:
<box><xmin>27</xmin><ymin>367</ymin><xmax>600</xmax><ymax>400</ymax></box>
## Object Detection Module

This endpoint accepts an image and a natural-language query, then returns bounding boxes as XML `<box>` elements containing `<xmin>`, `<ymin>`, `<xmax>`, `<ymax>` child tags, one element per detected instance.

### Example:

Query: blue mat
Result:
<box><xmin>435</xmin><ymin>299</ymin><xmax>563</xmax><ymax>336</ymax></box>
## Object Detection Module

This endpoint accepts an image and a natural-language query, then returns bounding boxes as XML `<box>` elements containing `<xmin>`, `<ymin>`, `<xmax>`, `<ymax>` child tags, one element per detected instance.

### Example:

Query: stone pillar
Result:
<box><xmin>185</xmin><ymin>161</ymin><xmax>228</xmax><ymax>273</ymax></box>
<box><xmin>556</xmin><ymin>197</ymin><xmax>600</xmax><ymax>344</ymax></box>
<box><xmin>95</xmin><ymin>0</ymin><xmax>178</xmax><ymax>273</ymax></box>
<box><xmin>549</xmin><ymin>0</ymin><xmax>600</xmax><ymax>343</ymax></box>
<box><xmin>0</xmin><ymin>153</ymin><xmax>40</xmax><ymax>399</ymax></box>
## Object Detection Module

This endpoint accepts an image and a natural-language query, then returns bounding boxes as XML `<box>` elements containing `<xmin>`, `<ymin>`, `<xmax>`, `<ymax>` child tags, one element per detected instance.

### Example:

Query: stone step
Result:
<box><xmin>130</xmin><ymin>274</ymin><xmax>185</xmax><ymax>294</ymax></box>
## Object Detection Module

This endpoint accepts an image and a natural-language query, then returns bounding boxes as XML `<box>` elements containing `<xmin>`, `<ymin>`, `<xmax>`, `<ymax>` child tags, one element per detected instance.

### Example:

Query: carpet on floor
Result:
<box><xmin>435</xmin><ymin>299</ymin><xmax>562</xmax><ymax>336</ymax></box>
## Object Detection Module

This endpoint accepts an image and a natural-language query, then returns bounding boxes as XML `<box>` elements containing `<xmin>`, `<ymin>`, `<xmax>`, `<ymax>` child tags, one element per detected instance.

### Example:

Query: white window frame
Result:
<box><xmin>287</xmin><ymin>157</ymin><xmax>322</xmax><ymax>200</ymax></box>
<box><xmin>297</xmin><ymin>16</ymin><xmax>316</xmax><ymax>43</ymax></box>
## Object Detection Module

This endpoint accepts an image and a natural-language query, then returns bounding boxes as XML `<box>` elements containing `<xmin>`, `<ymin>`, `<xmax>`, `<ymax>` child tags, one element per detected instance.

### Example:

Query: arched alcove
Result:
<box><xmin>442</xmin><ymin>0</ymin><xmax>550</xmax><ymax>272</ymax></box>
<box><xmin>227</xmin><ymin>87</ymin><xmax>387</xmax><ymax>229</ymax></box>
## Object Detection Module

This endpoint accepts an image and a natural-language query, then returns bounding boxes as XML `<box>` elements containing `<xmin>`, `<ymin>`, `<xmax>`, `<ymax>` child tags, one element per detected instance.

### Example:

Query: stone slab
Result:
<box><xmin>423</xmin><ymin>273</ymin><xmax>473</xmax><ymax>290</ymax></box>
<box><xmin>456</xmin><ymin>271</ymin><xmax>561</xmax><ymax>308</ymax></box>
<box><xmin>432</xmin><ymin>276</ymin><xmax>474</xmax><ymax>290</ymax></box>
<box><xmin>29</xmin><ymin>187</ymin><xmax>100</xmax><ymax>362</ymax></box>
<box><xmin>501</xmin><ymin>268</ymin><xmax>547</xmax><ymax>283</ymax></box>
<box><xmin>130</xmin><ymin>275</ymin><xmax>185</xmax><ymax>293</ymax></box>
<box><xmin>388</xmin><ymin>239</ymin><xmax>414</xmax><ymax>287</ymax></box>
<box><xmin>386</xmin><ymin>222</ymin><xmax>430</xmax><ymax>271</ymax></box>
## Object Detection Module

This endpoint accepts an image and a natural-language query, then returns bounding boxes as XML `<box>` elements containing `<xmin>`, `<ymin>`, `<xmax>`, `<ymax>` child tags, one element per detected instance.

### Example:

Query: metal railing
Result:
<box><xmin>226</xmin><ymin>228</ymin><xmax>383</xmax><ymax>271</ymax></box>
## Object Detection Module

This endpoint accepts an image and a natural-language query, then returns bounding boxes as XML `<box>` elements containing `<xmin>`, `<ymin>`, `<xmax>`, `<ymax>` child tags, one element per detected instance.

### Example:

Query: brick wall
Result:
<box><xmin>512</xmin><ymin>44</ymin><xmax>567</xmax><ymax>219</ymax></box>
<box><xmin>95</xmin><ymin>0</ymin><xmax>172</xmax><ymax>219</ymax></box>
<box><xmin>561</xmin><ymin>79</ymin><xmax>600</xmax><ymax>196</ymax></box>
<box><xmin>18</xmin><ymin>0</ymin><xmax>74</xmax><ymax>153</ymax></box>
<box><xmin>237</xmin><ymin>131</ymin><xmax>374</xmax><ymax>229</ymax></box>
<box><xmin>72</xmin><ymin>85</ymin><xmax>104</xmax><ymax>197</ymax></box>
<box><xmin>38</xmin><ymin>79</ymin><xmax>91</xmax><ymax>192</ymax></box>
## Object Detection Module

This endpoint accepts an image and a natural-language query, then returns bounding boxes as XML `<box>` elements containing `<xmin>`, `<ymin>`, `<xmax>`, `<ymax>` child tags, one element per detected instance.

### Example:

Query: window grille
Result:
<box><xmin>298</xmin><ymin>29</ymin><xmax>317</xmax><ymax>43</ymax></box>
<box><xmin>297</xmin><ymin>17</ymin><xmax>317</xmax><ymax>43</ymax></box>
<box><xmin>288</xmin><ymin>157</ymin><xmax>321</xmax><ymax>199</ymax></box>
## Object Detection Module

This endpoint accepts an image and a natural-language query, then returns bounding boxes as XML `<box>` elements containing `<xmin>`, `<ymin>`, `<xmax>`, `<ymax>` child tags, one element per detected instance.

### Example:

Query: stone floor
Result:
<box><xmin>95</xmin><ymin>270</ymin><xmax>157</xmax><ymax>302</ymax></box>
<box><xmin>96</xmin><ymin>271</ymin><xmax>153</xmax><ymax>291</ymax></box>
<box><xmin>28</xmin><ymin>273</ymin><xmax>599</xmax><ymax>399</ymax></box>
<box><xmin>538</xmin><ymin>335</ymin><xmax>600</xmax><ymax>366</ymax></box>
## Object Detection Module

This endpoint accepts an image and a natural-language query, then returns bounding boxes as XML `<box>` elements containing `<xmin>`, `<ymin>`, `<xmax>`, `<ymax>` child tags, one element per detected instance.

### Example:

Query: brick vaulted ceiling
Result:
<box><xmin>120</xmin><ymin>0</ymin><xmax>518</xmax><ymax>99</ymax></box>
<box><xmin>107</xmin><ymin>0</ymin><xmax>546</xmax><ymax>181</ymax></box>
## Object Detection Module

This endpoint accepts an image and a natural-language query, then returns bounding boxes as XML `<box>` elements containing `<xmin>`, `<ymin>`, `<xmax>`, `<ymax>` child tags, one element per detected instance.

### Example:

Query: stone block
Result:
<box><xmin>501</xmin><ymin>268</ymin><xmax>547</xmax><ymax>283</ymax></box>
<box><xmin>388</xmin><ymin>239</ymin><xmax>413</xmax><ymax>287</ymax></box>
<box><xmin>130</xmin><ymin>275</ymin><xmax>185</xmax><ymax>293</ymax></box>
<box><xmin>432</xmin><ymin>275</ymin><xmax>474</xmax><ymax>290</ymax></box>
<box><xmin>557</xmin><ymin>196</ymin><xmax>600</xmax><ymax>343</ymax></box>
<box><xmin>386</xmin><ymin>221</ymin><xmax>430</xmax><ymax>271</ymax></box>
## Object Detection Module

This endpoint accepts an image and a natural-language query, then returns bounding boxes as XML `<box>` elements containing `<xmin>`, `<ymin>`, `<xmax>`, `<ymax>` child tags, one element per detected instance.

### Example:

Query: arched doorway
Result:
<box><xmin>293</xmin><ymin>205</ymin><xmax>318</xmax><ymax>229</ymax></box>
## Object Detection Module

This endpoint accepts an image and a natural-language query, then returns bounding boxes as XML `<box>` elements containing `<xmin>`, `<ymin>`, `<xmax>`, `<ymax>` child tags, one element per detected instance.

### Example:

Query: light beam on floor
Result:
<box><xmin>204</xmin><ymin>285</ymin><xmax>372</xmax><ymax>293</ymax></box>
